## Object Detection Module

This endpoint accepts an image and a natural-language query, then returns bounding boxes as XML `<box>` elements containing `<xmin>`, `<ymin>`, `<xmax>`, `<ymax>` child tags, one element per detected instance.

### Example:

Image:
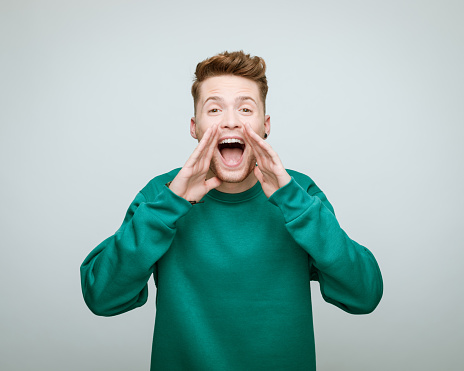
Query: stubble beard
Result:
<box><xmin>209</xmin><ymin>152</ymin><xmax>257</xmax><ymax>183</ymax></box>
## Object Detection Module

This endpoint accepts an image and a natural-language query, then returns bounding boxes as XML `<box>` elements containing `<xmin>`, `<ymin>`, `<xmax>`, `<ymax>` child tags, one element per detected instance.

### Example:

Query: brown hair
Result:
<box><xmin>191</xmin><ymin>50</ymin><xmax>268</xmax><ymax>115</ymax></box>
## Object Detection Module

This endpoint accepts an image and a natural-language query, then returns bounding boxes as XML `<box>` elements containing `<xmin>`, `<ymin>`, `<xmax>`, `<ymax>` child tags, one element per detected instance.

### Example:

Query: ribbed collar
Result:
<box><xmin>206</xmin><ymin>180</ymin><xmax>263</xmax><ymax>203</ymax></box>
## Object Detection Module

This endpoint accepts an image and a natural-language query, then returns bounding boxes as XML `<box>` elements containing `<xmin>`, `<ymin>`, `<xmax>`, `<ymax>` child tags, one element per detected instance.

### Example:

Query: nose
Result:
<box><xmin>220</xmin><ymin>110</ymin><xmax>243</xmax><ymax>130</ymax></box>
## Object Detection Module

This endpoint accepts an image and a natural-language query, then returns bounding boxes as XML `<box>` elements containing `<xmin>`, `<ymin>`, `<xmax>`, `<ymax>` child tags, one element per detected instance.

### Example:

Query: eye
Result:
<box><xmin>209</xmin><ymin>108</ymin><xmax>220</xmax><ymax>113</ymax></box>
<box><xmin>240</xmin><ymin>108</ymin><xmax>252</xmax><ymax>113</ymax></box>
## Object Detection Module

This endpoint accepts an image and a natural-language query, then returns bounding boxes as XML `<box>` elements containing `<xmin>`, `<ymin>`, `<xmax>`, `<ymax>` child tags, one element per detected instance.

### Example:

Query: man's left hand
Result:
<box><xmin>243</xmin><ymin>123</ymin><xmax>292</xmax><ymax>198</ymax></box>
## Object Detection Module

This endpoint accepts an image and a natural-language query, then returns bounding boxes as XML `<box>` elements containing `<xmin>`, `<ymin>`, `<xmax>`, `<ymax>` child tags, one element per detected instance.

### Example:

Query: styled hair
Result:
<box><xmin>191</xmin><ymin>51</ymin><xmax>268</xmax><ymax>115</ymax></box>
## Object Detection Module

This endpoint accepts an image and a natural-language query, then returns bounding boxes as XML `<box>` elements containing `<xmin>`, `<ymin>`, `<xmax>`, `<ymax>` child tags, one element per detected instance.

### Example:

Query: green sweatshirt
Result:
<box><xmin>80</xmin><ymin>168</ymin><xmax>382</xmax><ymax>371</ymax></box>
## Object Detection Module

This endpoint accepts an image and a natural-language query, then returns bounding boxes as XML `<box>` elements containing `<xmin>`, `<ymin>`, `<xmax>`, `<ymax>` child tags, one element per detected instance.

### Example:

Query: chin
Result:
<box><xmin>210</xmin><ymin>154</ymin><xmax>256</xmax><ymax>184</ymax></box>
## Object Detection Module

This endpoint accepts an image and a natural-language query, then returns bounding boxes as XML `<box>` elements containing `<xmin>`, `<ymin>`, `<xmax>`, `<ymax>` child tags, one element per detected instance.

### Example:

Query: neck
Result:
<box><xmin>207</xmin><ymin>170</ymin><xmax>258</xmax><ymax>194</ymax></box>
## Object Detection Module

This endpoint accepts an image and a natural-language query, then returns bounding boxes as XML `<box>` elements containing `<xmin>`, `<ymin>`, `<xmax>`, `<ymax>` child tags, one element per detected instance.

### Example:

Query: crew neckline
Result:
<box><xmin>206</xmin><ymin>180</ymin><xmax>263</xmax><ymax>203</ymax></box>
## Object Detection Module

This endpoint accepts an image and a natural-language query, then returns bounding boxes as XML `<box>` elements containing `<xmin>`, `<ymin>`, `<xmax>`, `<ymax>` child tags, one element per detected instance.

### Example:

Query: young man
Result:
<box><xmin>81</xmin><ymin>51</ymin><xmax>383</xmax><ymax>370</ymax></box>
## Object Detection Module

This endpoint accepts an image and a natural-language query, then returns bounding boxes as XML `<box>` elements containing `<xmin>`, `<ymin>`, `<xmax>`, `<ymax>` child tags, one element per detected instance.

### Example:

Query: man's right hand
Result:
<box><xmin>168</xmin><ymin>124</ymin><xmax>222</xmax><ymax>202</ymax></box>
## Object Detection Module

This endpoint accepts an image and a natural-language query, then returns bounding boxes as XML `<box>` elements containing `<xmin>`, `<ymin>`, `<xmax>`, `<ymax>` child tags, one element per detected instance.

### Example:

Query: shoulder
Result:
<box><xmin>140</xmin><ymin>168</ymin><xmax>181</xmax><ymax>201</ymax></box>
<box><xmin>286</xmin><ymin>169</ymin><xmax>323</xmax><ymax>197</ymax></box>
<box><xmin>286</xmin><ymin>169</ymin><xmax>335</xmax><ymax>214</ymax></box>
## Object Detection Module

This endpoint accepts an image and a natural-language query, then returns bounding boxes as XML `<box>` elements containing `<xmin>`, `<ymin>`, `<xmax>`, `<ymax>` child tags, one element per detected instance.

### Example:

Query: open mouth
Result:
<box><xmin>218</xmin><ymin>138</ymin><xmax>245</xmax><ymax>167</ymax></box>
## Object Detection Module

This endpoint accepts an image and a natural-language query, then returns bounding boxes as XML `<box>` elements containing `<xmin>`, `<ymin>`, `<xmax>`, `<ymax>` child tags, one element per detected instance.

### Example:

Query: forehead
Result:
<box><xmin>199</xmin><ymin>75</ymin><xmax>261</xmax><ymax>103</ymax></box>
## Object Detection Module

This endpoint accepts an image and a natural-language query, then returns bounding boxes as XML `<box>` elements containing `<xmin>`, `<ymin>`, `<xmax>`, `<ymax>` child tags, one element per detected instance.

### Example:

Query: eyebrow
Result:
<box><xmin>203</xmin><ymin>96</ymin><xmax>258</xmax><ymax>107</ymax></box>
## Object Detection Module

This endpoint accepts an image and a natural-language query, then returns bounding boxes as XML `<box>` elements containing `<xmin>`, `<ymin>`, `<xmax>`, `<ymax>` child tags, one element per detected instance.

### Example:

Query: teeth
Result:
<box><xmin>219</xmin><ymin>138</ymin><xmax>244</xmax><ymax>145</ymax></box>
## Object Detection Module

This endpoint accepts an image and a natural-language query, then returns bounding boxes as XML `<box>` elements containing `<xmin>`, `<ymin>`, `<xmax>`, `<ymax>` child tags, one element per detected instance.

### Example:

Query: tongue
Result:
<box><xmin>221</xmin><ymin>148</ymin><xmax>242</xmax><ymax>165</ymax></box>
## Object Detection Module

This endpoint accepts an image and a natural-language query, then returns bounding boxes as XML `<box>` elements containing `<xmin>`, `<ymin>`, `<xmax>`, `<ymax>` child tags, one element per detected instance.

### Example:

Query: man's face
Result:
<box><xmin>191</xmin><ymin>75</ymin><xmax>270</xmax><ymax>184</ymax></box>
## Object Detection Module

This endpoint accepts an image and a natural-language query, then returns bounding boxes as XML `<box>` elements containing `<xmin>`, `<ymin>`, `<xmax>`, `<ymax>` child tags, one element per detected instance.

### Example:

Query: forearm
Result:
<box><xmin>80</xmin><ymin>187</ymin><xmax>192</xmax><ymax>316</ymax></box>
<box><xmin>269</xmin><ymin>178</ymin><xmax>383</xmax><ymax>314</ymax></box>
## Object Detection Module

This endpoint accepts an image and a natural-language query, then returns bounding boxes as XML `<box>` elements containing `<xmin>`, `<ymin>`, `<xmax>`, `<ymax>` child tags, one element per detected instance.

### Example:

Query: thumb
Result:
<box><xmin>205</xmin><ymin>176</ymin><xmax>222</xmax><ymax>192</ymax></box>
<box><xmin>254</xmin><ymin>165</ymin><xmax>264</xmax><ymax>184</ymax></box>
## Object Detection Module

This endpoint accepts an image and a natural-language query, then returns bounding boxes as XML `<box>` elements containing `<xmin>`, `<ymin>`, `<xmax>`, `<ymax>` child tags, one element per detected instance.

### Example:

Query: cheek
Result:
<box><xmin>194</xmin><ymin>120</ymin><xmax>213</xmax><ymax>140</ymax></box>
<box><xmin>197</xmin><ymin>116</ymin><xmax>218</xmax><ymax>131</ymax></box>
<box><xmin>250</xmin><ymin>121</ymin><xmax>265</xmax><ymax>136</ymax></box>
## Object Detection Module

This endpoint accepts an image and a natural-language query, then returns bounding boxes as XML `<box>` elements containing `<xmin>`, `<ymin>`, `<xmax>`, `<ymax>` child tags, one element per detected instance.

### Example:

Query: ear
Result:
<box><xmin>190</xmin><ymin>117</ymin><xmax>198</xmax><ymax>139</ymax></box>
<box><xmin>264</xmin><ymin>114</ymin><xmax>271</xmax><ymax>138</ymax></box>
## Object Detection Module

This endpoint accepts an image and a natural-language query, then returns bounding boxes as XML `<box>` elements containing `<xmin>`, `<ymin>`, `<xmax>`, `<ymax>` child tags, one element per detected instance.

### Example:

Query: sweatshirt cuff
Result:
<box><xmin>144</xmin><ymin>185</ymin><xmax>192</xmax><ymax>228</ymax></box>
<box><xmin>268</xmin><ymin>177</ymin><xmax>316</xmax><ymax>223</ymax></box>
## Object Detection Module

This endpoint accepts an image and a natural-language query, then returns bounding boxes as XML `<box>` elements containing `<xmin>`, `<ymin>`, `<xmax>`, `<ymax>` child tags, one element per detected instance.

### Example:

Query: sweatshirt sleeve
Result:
<box><xmin>268</xmin><ymin>177</ymin><xmax>383</xmax><ymax>314</ymax></box>
<box><xmin>80</xmin><ymin>186</ymin><xmax>192</xmax><ymax>317</ymax></box>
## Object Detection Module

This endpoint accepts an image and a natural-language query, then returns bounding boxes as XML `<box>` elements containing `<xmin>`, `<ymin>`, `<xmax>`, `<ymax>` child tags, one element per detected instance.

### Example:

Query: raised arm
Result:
<box><xmin>269</xmin><ymin>179</ymin><xmax>383</xmax><ymax>314</ymax></box>
<box><xmin>80</xmin><ymin>188</ymin><xmax>191</xmax><ymax>316</ymax></box>
<box><xmin>243</xmin><ymin>123</ymin><xmax>383</xmax><ymax>314</ymax></box>
<box><xmin>80</xmin><ymin>124</ymin><xmax>221</xmax><ymax>316</ymax></box>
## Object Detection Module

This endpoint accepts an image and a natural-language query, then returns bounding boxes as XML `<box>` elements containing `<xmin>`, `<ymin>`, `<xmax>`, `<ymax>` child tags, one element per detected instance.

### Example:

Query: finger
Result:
<box><xmin>253</xmin><ymin>164</ymin><xmax>264</xmax><ymax>184</ymax></box>
<box><xmin>195</xmin><ymin>124</ymin><xmax>218</xmax><ymax>173</ymax></box>
<box><xmin>204</xmin><ymin>176</ymin><xmax>222</xmax><ymax>192</ymax></box>
<box><xmin>203</xmin><ymin>124</ymin><xmax>219</xmax><ymax>166</ymax></box>
<box><xmin>242</xmin><ymin>123</ymin><xmax>259</xmax><ymax>152</ymax></box>
<box><xmin>185</xmin><ymin>125</ymin><xmax>216</xmax><ymax>167</ymax></box>
<box><xmin>245</xmin><ymin>125</ymin><xmax>282</xmax><ymax>171</ymax></box>
<box><xmin>243</xmin><ymin>127</ymin><xmax>268</xmax><ymax>173</ymax></box>
<box><xmin>245</xmin><ymin>124</ymin><xmax>275</xmax><ymax>159</ymax></box>
<box><xmin>244</xmin><ymin>125</ymin><xmax>285</xmax><ymax>178</ymax></box>
<box><xmin>244</xmin><ymin>123</ymin><xmax>267</xmax><ymax>154</ymax></box>
<box><xmin>243</xmin><ymin>124</ymin><xmax>268</xmax><ymax>163</ymax></box>
<box><xmin>199</xmin><ymin>125</ymin><xmax>218</xmax><ymax>157</ymax></box>
<box><xmin>186</xmin><ymin>128</ymin><xmax>212</xmax><ymax>165</ymax></box>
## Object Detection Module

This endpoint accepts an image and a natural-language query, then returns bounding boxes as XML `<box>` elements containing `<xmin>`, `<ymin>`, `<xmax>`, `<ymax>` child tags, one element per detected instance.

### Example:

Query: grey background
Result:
<box><xmin>1</xmin><ymin>1</ymin><xmax>463</xmax><ymax>370</ymax></box>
